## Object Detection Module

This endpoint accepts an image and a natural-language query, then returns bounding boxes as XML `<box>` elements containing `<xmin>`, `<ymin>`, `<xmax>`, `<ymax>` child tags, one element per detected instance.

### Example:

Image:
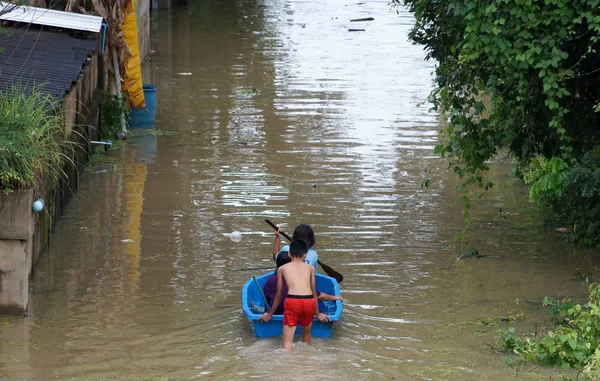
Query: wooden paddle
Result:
<box><xmin>265</xmin><ymin>219</ymin><xmax>344</xmax><ymax>284</ymax></box>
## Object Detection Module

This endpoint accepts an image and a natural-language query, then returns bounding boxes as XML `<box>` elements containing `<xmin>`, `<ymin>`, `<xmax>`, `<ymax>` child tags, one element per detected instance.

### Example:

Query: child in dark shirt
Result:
<box><xmin>262</xmin><ymin>251</ymin><xmax>342</xmax><ymax>315</ymax></box>
<box><xmin>260</xmin><ymin>240</ymin><xmax>328</xmax><ymax>351</ymax></box>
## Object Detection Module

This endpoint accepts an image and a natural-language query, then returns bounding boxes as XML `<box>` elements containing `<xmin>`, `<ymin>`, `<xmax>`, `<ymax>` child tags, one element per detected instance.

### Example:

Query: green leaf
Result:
<box><xmin>568</xmin><ymin>338</ymin><xmax>578</xmax><ymax>350</ymax></box>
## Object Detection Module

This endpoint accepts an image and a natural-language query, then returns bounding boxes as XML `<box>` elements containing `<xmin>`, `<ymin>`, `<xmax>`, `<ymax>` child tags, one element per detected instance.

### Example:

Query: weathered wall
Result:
<box><xmin>0</xmin><ymin>51</ymin><xmax>103</xmax><ymax>314</ymax></box>
<box><xmin>136</xmin><ymin>0</ymin><xmax>151</xmax><ymax>61</ymax></box>
<box><xmin>63</xmin><ymin>90</ymin><xmax>77</xmax><ymax>136</ymax></box>
<box><xmin>157</xmin><ymin>0</ymin><xmax>170</xmax><ymax>9</ymax></box>
<box><xmin>0</xmin><ymin>190</ymin><xmax>33</xmax><ymax>314</ymax></box>
<box><xmin>51</xmin><ymin>51</ymin><xmax>102</xmax><ymax>236</ymax></box>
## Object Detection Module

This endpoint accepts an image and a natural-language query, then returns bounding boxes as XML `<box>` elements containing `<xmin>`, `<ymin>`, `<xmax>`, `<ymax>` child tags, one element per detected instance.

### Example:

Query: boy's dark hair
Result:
<box><xmin>292</xmin><ymin>224</ymin><xmax>315</xmax><ymax>248</ymax></box>
<box><xmin>289</xmin><ymin>239</ymin><xmax>309</xmax><ymax>258</ymax></box>
<box><xmin>276</xmin><ymin>251</ymin><xmax>291</xmax><ymax>269</ymax></box>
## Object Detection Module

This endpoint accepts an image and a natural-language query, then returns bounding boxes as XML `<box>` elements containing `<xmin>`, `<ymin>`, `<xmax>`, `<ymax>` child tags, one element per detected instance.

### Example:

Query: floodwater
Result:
<box><xmin>2</xmin><ymin>0</ymin><xmax>600</xmax><ymax>380</ymax></box>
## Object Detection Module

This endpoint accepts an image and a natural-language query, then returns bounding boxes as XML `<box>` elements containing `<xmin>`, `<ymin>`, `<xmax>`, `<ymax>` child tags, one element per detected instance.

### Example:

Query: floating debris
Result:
<box><xmin>350</xmin><ymin>17</ymin><xmax>374</xmax><ymax>22</ymax></box>
<box><xmin>229</xmin><ymin>231</ymin><xmax>242</xmax><ymax>242</ymax></box>
<box><xmin>348</xmin><ymin>28</ymin><xmax>366</xmax><ymax>32</ymax></box>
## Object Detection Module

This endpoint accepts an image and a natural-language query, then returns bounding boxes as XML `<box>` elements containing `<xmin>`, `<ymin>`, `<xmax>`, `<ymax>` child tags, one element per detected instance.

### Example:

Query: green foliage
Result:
<box><xmin>101</xmin><ymin>92</ymin><xmax>129</xmax><ymax>139</ymax></box>
<box><xmin>404</xmin><ymin>0</ymin><xmax>600</xmax><ymax>245</ymax></box>
<box><xmin>521</xmin><ymin>152</ymin><xmax>600</xmax><ymax>244</ymax></box>
<box><xmin>499</xmin><ymin>284</ymin><xmax>600</xmax><ymax>378</ymax></box>
<box><xmin>0</xmin><ymin>85</ymin><xmax>73</xmax><ymax>194</ymax></box>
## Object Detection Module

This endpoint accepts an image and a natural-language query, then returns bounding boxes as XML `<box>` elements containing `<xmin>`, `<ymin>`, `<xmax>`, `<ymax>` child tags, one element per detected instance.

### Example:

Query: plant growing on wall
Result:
<box><xmin>101</xmin><ymin>91</ymin><xmax>130</xmax><ymax>139</ymax></box>
<box><xmin>0</xmin><ymin>85</ymin><xmax>74</xmax><ymax>194</ymax></box>
<box><xmin>401</xmin><ymin>0</ymin><xmax>600</xmax><ymax>245</ymax></box>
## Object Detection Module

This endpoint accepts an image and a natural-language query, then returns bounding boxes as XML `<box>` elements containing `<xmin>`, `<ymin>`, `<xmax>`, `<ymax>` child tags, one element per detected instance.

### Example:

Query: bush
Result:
<box><xmin>519</xmin><ymin>151</ymin><xmax>600</xmax><ymax>246</ymax></box>
<box><xmin>499</xmin><ymin>284</ymin><xmax>600</xmax><ymax>378</ymax></box>
<box><xmin>0</xmin><ymin>85</ymin><xmax>72</xmax><ymax>194</ymax></box>
<box><xmin>403</xmin><ymin>0</ymin><xmax>600</xmax><ymax>245</ymax></box>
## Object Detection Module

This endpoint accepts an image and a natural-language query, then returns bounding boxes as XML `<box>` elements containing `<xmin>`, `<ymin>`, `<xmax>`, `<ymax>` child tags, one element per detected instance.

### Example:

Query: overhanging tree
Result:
<box><xmin>402</xmin><ymin>0</ymin><xmax>600</xmax><ymax>245</ymax></box>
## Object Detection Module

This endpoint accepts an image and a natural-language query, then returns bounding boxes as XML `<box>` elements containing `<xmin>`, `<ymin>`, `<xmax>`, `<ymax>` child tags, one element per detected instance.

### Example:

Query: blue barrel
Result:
<box><xmin>129</xmin><ymin>84</ymin><xmax>157</xmax><ymax>127</ymax></box>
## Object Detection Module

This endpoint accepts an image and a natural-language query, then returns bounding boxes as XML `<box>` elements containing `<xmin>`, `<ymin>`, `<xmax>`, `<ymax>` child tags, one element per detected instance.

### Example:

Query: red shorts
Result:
<box><xmin>283</xmin><ymin>295</ymin><xmax>316</xmax><ymax>327</ymax></box>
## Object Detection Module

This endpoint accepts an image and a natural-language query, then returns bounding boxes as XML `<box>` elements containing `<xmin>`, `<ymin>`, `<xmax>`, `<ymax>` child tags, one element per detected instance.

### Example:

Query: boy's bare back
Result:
<box><xmin>279</xmin><ymin>260</ymin><xmax>315</xmax><ymax>296</ymax></box>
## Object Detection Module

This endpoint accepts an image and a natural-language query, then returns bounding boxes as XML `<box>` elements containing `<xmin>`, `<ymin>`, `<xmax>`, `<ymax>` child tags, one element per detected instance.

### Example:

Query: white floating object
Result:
<box><xmin>176</xmin><ymin>72</ymin><xmax>192</xmax><ymax>76</ymax></box>
<box><xmin>229</xmin><ymin>231</ymin><xmax>242</xmax><ymax>242</ymax></box>
<box><xmin>32</xmin><ymin>199</ymin><xmax>44</xmax><ymax>212</ymax></box>
<box><xmin>121</xmin><ymin>239</ymin><xmax>135</xmax><ymax>243</ymax></box>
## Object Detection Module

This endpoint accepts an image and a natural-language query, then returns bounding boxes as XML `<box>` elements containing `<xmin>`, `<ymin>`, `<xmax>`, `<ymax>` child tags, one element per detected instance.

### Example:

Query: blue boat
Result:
<box><xmin>242</xmin><ymin>272</ymin><xmax>342</xmax><ymax>338</ymax></box>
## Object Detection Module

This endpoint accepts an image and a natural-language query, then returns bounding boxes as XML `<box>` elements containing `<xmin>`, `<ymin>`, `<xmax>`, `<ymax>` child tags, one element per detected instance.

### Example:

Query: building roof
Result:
<box><xmin>0</xmin><ymin>27</ymin><xmax>98</xmax><ymax>100</ymax></box>
<box><xmin>0</xmin><ymin>3</ymin><xmax>103</xmax><ymax>33</ymax></box>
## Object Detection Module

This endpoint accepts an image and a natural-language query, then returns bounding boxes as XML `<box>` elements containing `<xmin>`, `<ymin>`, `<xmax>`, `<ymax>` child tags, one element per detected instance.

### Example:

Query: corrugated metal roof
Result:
<box><xmin>0</xmin><ymin>27</ymin><xmax>98</xmax><ymax>100</ymax></box>
<box><xmin>0</xmin><ymin>2</ymin><xmax>103</xmax><ymax>33</ymax></box>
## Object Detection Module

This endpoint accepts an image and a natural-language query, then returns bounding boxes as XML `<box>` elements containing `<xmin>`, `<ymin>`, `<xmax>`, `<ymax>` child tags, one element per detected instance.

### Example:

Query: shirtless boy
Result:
<box><xmin>259</xmin><ymin>239</ymin><xmax>330</xmax><ymax>351</ymax></box>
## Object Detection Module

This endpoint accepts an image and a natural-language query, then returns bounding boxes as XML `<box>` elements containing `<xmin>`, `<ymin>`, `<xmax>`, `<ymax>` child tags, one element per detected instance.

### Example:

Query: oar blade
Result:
<box><xmin>319</xmin><ymin>260</ymin><xmax>343</xmax><ymax>284</ymax></box>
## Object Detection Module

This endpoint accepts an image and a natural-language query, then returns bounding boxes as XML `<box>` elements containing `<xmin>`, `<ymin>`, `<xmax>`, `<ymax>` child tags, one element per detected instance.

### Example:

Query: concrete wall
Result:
<box><xmin>0</xmin><ymin>52</ymin><xmax>103</xmax><ymax>315</ymax></box>
<box><xmin>157</xmin><ymin>0</ymin><xmax>170</xmax><ymax>9</ymax></box>
<box><xmin>52</xmin><ymin>51</ymin><xmax>102</xmax><ymax>236</ymax></box>
<box><xmin>0</xmin><ymin>190</ymin><xmax>34</xmax><ymax>314</ymax></box>
<box><xmin>136</xmin><ymin>0</ymin><xmax>151</xmax><ymax>61</ymax></box>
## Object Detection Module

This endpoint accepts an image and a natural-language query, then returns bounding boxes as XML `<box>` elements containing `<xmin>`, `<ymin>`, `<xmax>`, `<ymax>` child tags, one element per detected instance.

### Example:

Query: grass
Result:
<box><xmin>0</xmin><ymin>84</ymin><xmax>76</xmax><ymax>194</ymax></box>
<box><xmin>84</xmin><ymin>143</ymin><xmax>124</xmax><ymax>172</ymax></box>
<box><xmin>127</xmin><ymin>128</ymin><xmax>177</xmax><ymax>137</ymax></box>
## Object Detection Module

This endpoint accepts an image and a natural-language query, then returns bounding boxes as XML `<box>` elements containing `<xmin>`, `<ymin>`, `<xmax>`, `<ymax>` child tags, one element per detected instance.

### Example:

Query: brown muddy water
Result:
<box><xmin>2</xmin><ymin>1</ymin><xmax>600</xmax><ymax>380</ymax></box>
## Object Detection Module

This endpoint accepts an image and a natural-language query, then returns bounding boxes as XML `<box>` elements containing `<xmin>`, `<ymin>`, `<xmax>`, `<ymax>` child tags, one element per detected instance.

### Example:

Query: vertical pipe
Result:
<box><xmin>111</xmin><ymin>46</ymin><xmax>127</xmax><ymax>135</ymax></box>
<box><xmin>101</xmin><ymin>23</ymin><xmax>108</xmax><ymax>90</ymax></box>
<box><xmin>101</xmin><ymin>23</ymin><xmax>107</xmax><ymax>55</ymax></box>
